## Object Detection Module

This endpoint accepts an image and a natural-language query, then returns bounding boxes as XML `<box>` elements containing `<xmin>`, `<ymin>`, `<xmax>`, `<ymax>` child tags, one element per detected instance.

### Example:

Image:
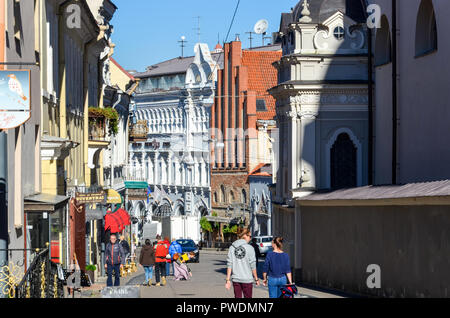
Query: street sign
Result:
<box><xmin>0</xmin><ymin>70</ymin><xmax>31</xmax><ymax>129</ymax></box>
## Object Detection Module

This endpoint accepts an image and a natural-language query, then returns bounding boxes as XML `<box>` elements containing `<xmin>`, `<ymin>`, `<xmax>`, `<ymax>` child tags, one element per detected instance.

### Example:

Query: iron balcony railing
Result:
<box><xmin>15</xmin><ymin>248</ymin><xmax>65</xmax><ymax>298</ymax></box>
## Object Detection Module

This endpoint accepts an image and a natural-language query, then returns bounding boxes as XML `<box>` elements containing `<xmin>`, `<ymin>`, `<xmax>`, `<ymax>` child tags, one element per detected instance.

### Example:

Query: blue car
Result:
<box><xmin>176</xmin><ymin>239</ymin><xmax>200</xmax><ymax>263</ymax></box>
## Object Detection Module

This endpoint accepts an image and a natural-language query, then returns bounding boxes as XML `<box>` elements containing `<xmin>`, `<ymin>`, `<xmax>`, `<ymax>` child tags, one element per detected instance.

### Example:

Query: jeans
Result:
<box><xmin>268</xmin><ymin>276</ymin><xmax>287</xmax><ymax>298</ymax></box>
<box><xmin>106</xmin><ymin>264</ymin><xmax>121</xmax><ymax>287</ymax></box>
<box><xmin>144</xmin><ymin>266</ymin><xmax>153</xmax><ymax>284</ymax></box>
<box><xmin>155</xmin><ymin>262</ymin><xmax>166</xmax><ymax>283</ymax></box>
<box><xmin>165</xmin><ymin>262</ymin><xmax>171</xmax><ymax>276</ymax></box>
<box><xmin>233</xmin><ymin>282</ymin><xmax>253</xmax><ymax>298</ymax></box>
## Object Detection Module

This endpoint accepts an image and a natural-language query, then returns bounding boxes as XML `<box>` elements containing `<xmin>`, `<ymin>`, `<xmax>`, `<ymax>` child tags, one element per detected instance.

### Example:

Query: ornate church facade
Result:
<box><xmin>270</xmin><ymin>0</ymin><xmax>369</xmax><ymax>277</ymax></box>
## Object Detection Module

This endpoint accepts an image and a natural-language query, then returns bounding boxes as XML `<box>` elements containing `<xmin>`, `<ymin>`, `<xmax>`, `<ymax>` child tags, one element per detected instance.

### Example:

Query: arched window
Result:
<box><xmin>415</xmin><ymin>0</ymin><xmax>437</xmax><ymax>57</ymax></box>
<box><xmin>213</xmin><ymin>192</ymin><xmax>218</xmax><ymax>203</ymax></box>
<box><xmin>241</xmin><ymin>189</ymin><xmax>247</xmax><ymax>204</ymax></box>
<box><xmin>229</xmin><ymin>190</ymin><xmax>235</xmax><ymax>203</ymax></box>
<box><xmin>220</xmin><ymin>185</ymin><xmax>226</xmax><ymax>203</ymax></box>
<box><xmin>330</xmin><ymin>133</ymin><xmax>357</xmax><ymax>189</ymax></box>
<box><xmin>375</xmin><ymin>15</ymin><xmax>392</xmax><ymax>66</ymax></box>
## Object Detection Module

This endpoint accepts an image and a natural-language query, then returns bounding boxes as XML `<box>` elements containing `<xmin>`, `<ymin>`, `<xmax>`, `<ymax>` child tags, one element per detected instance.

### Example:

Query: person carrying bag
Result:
<box><xmin>262</xmin><ymin>237</ymin><xmax>294</xmax><ymax>298</ymax></box>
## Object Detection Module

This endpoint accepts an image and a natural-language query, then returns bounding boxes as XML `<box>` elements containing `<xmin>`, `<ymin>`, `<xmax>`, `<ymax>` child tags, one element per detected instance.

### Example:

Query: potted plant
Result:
<box><xmin>85</xmin><ymin>265</ymin><xmax>97</xmax><ymax>284</ymax></box>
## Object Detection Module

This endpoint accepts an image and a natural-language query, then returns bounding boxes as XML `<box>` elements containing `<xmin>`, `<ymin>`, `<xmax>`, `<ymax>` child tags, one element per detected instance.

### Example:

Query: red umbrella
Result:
<box><xmin>104</xmin><ymin>208</ymin><xmax>131</xmax><ymax>233</ymax></box>
<box><xmin>116</xmin><ymin>208</ymin><xmax>131</xmax><ymax>226</ymax></box>
<box><xmin>105</xmin><ymin>211</ymin><xmax>124</xmax><ymax>233</ymax></box>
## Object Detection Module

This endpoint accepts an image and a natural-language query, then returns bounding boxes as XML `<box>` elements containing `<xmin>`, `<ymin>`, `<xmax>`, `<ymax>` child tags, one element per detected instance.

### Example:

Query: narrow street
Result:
<box><xmin>76</xmin><ymin>251</ymin><xmax>340</xmax><ymax>299</ymax></box>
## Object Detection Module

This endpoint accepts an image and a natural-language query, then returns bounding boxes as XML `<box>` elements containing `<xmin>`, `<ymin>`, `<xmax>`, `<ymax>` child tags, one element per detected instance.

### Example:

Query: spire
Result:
<box><xmin>299</xmin><ymin>0</ymin><xmax>312</xmax><ymax>23</ymax></box>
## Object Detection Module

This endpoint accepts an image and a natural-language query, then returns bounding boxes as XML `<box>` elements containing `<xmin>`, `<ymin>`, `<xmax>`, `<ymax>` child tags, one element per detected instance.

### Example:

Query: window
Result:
<box><xmin>256</xmin><ymin>99</ymin><xmax>267</xmax><ymax>112</ymax></box>
<box><xmin>415</xmin><ymin>0</ymin><xmax>437</xmax><ymax>57</ymax></box>
<box><xmin>333</xmin><ymin>26</ymin><xmax>345</xmax><ymax>40</ymax></box>
<box><xmin>229</xmin><ymin>190</ymin><xmax>235</xmax><ymax>203</ymax></box>
<box><xmin>241</xmin><ymin>189</ymin><xmax>247</xmax><ymax>204</ymax></box>
<box><xmin>330</xmin><ymin>133</ymin><xmax>357</xmax><ymax>189</ymax></box>
<box><xmin>213</xmin><ymin>192</ymin><xmax>218</xmax><ymax>203</ymax></box>
<box><xmin>375</xmin><ymin>16</ymin><xmax>392</xmax><ymax>66</ymax></box>
<box><xmin>220</xmin><ymin>185</ymin><xmax>226</xmax><ymax>203</ymax></box>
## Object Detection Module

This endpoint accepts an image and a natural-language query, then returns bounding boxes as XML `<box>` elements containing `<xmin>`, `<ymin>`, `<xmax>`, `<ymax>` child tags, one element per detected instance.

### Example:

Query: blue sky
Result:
<box><xmin>111</xmin><ymin>0</ymin><xmax>299</xmax><ymax>72</ymax></box>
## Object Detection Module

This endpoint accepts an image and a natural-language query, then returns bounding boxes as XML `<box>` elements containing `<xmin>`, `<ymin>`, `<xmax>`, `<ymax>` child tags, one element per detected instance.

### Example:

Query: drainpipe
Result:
<box><xmin>361</xmin><ymin>0</ymin><xmax>374</xmax><ymax>185</ymax></box>
<box><xmin>0</xmin><ymin>131</ymin><xmax>8</xmax><ymax>298</ymax></box>
<box><xmin>0</xmin><ymin>0</ymin><xmax>7</xmax><ymax>299</ymax></box>
<box><xmin>392</xmin><ymin>0</ymin><xmax>398</xmax><ymax>184</ymax></box>
<box><xmin>111</xmin><ymin>91</ymin><xmax>123</xmax><ymax>189</ymax></box>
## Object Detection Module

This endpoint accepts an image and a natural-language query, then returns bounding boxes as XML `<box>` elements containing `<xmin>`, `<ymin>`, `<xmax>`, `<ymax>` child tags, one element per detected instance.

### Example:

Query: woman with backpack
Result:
<box><xmin>262</xmin><ymin>237</ymin><xmax>294</xmax><ymax>298</ymax></box>
<box><xmin>139</xmin><ymin>239</ymin><xmax>155</xmax><ymax>286</ymax></box>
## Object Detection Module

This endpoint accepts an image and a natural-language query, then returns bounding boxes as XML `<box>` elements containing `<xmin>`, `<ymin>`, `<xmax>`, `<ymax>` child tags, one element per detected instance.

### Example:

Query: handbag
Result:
<box><xmin>280</xmin><ymin>284</ymin><xmax>298</xmax><ymax>298</ymax></box>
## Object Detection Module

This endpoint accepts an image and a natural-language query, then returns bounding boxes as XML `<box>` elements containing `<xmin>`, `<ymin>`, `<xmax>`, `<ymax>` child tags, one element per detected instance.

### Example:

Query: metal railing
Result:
<box><xmin>123</xmin><ymin>165</ymin><xmax>147</xmax><ymax>182</ymax></box>
<box><xmin>88</xmin><ymin>117</ymin><xmax>107</xmax><ymax>141</ymax></box>
<box><xmin>14</xmin><ymin>248</ymin><xmax>64</xmax><ymax>298</ymax></box>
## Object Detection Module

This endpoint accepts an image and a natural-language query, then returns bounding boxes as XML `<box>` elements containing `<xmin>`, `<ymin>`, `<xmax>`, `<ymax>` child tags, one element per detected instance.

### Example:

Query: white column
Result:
<box><xmin>154</xmin><ymin>152</ymin><xmax>159</xmax><ymax>184</ymax></box>
<box><xmin>148</xmin><ymin>155</ymin><xmax>153</xmax><ymax>184</ymax></box>
<box><xmin>300</xmin><ymin>111</ymin><xmax>318</xmax><ymax>188</ymax></box>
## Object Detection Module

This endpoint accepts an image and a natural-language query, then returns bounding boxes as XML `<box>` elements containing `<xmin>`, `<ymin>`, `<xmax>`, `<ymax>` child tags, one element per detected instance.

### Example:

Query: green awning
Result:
<box><xmin>124</xmin><ymin>181</ymin><xmax>148</xmax><ymax>189</ymax></box>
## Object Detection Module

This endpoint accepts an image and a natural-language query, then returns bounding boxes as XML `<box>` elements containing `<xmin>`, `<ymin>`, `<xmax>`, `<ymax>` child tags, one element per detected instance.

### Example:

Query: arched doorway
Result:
<box><xmin>330</xmin><ymin>133</ymin><xmax>357</xmax><ymax>189</ymax></box>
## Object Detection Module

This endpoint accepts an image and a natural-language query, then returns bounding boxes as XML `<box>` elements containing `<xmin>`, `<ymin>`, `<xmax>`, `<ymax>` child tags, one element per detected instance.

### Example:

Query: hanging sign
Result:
<box><xmin>75</xmin><ymin>191</ymin><xmax>106</xmax><ymax>204</ymax></box>
<box><xmin>0</xmin><ymin>70</ymin><xmax>31</xmax><ymax>129</ymax></box>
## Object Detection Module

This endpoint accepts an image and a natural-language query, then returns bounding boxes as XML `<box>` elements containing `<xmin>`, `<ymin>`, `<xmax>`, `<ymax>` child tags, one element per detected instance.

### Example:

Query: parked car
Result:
<box><xmin>254</xmin><ymin>236</ymin><xmax>273</xmax><ymax>256</ymax></box>
<box><xmin>176</xmin><ymin>239</ymin><xmax>200</xmax><ymax>263</ymax></box>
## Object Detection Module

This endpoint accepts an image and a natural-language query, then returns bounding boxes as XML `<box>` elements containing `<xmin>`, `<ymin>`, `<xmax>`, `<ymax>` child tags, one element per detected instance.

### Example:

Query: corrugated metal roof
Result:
<box><xmin>299</xmin><ymin>180</ymin><xmax>450</xmax><ymax>201</ymax></box>
<box><xmin>134</xmin><ymin>53</ymin><xmax>224</xmax><ymax>78</ymax></box>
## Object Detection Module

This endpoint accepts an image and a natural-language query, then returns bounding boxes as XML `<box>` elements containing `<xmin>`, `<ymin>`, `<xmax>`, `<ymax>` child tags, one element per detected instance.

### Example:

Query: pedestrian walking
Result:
<box><xmin>225</xmin><ymin>228</ymin><xmax>260</xmax><ymax>298</ymax></box>
<box><xmin>139</xmin><ymin>239</ymin><xmax>156</xmax><ymax>286</ymax></box>
<box><xmin>154</xmin><ymin>234</ymin><xmax>169</xmax><ymax>286</ymax></box>
<box><xmin>250</xmin><ymin>238</ymin><xmax>261</xmax><ymax>270</ymax></box>
<box><xmin>105</xmin><ymin>233</ymin><xmax>126</xmax><ymax>287</ymax></box>
<box><xmin>169</xmin><ymin>239</ymin><xmax>182</xmax><ymax>277</ymax></box>
<box><xmin>120</xmin><ymin>235</ymin><xmax>131</xmax><ymax>262</ymax></box>
<box><xmin>163</xmin><ymin>236</ymin><xmax>172</xmax><ymax>276</ymax></box>
<box><xmin>262</xmin><ymin>237</ymin><xmax>293</xmax><ymax>298</ymax></box>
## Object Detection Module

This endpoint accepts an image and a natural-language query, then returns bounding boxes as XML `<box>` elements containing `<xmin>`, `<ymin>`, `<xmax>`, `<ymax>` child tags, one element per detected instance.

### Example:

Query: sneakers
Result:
<box><xmin>155</xmin><ymin>282</ymin><xmax>161</xmax><ymax>287</ymax></box>
<box><xmin>161</xmin><ymin>276</ymin><xmax>167</xmax><ymax>286</ymax></box>
<box><xmin>148</xmin><ymin>279</ymin><xmax>152</xmax><ymax>286</ymax></box>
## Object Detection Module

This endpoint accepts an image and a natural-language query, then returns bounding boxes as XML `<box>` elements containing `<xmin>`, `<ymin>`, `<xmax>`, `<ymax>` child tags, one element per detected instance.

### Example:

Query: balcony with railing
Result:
<box><xmin>88</xmin><ymin>116</ymin><xmax>107</xmax><ymax>141</ymax></box>
<box><xmin>129</xmin><ymin>120</ymin><xmax>148</xmax><ymax>142</ymax></box>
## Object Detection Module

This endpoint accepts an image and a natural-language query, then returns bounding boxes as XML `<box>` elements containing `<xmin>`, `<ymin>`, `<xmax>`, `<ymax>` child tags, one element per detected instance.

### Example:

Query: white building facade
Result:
<box><xmin>269</xmin><ymin>0</ymin><xmax>370</xmax><ymax>279</ymax></box>
<box><xmin>128</xmin><ymin>44</ymin><xmax>217</xmax><ymax>243</ymax></box>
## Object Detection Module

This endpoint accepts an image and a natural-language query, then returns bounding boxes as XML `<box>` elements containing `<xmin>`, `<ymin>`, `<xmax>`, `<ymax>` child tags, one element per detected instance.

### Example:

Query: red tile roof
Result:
<box><xmin>241</xmin><ymin>50</ymin><xmax>281</xmax><ymax>120</ymax></box>
<box><xmin>249</xmin><ymin>163</ymin><xmax>272</xmax><ymax>177</ymax></box>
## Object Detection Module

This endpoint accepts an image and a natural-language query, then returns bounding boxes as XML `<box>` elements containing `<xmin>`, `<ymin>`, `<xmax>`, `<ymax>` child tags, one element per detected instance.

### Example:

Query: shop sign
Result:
<box><xmin>75</xmin><ymin>191</ymin><xmax>106</xmax><ymax>204</ymax></box>
<box><xmin>128</xmin><ymin>188</ymin><xmax>147</xmax><ymax>200</ymax></box>
<box><xmin>0</xmin><ymin>70</ymin><xmax>31</xmax><ymax>129</ymax></box>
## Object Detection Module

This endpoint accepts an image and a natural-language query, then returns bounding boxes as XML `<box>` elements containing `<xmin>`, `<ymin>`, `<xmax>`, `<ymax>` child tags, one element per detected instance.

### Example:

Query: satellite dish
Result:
<box><xmin>254</xmin><ymin>19</ymin><xmax>269</xmax><ymax>35</ymax></box>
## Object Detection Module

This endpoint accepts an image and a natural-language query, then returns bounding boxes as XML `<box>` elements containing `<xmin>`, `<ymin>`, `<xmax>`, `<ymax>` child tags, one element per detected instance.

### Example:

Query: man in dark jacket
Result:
<box><xmin>105</xmin><ymin>234</ymin><xmax>126</xmax><ymax>287</ymax></box>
